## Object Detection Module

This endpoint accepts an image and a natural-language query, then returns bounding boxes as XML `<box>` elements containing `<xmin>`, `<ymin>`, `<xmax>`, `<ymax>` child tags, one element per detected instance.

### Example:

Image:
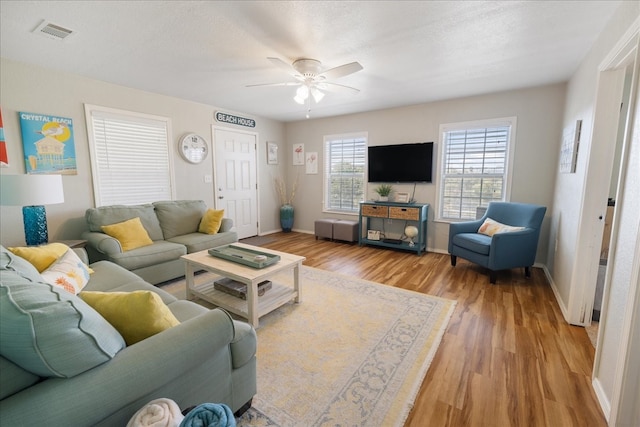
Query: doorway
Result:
<box><xmin>592</xmin><ymin>66</ymin><xmax>633</xmax><ymax>328</ymax></box>
<box><xmin>212</xmin><ymin>126</ymin><xmax>259</xmax><ymax>239</ymax></box>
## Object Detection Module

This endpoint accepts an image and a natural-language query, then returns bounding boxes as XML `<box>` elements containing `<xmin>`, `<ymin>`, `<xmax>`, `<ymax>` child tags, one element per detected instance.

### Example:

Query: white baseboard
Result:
<box><xmin>592</xmin><ymin>377</ymin><xmax>611</xmax><ymax>423</ymax></box>
<box><xmin>540</xmin><ymin>264</ymin><xmax>571</xmax><ymax>323</ymax></box>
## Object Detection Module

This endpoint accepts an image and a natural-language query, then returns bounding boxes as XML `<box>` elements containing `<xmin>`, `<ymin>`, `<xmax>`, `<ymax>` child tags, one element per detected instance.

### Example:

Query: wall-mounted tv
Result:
<box><xmin>368</xmin><ymin>142</ymin><xmax>434</xmax><ymax>183</ymax></box>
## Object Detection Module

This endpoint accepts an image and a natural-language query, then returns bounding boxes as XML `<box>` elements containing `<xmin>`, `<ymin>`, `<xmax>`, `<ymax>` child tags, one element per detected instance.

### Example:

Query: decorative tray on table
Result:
<box><xmin>208</xmin><ymin>244</ymin><xmax>280</xmax><ymax>269</ymax></box>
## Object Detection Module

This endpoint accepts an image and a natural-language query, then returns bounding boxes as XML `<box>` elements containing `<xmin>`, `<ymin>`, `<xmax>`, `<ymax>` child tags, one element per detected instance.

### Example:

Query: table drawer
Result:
<box><xmin>362</xmin><ymin>204</ymin><xmax>389</xmax><ymax>218</ymax></box>
<box><xmin>389</xmin><ymin>206</ymin><xmax>420</xmax><ymax>220</ymax></box>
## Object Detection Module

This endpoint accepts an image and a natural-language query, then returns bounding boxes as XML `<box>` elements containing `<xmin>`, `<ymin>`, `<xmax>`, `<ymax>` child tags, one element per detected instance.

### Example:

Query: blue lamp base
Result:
<box><xmin>23</xmin><ymin>205</ymin><xmax>48</xmax><ymax>246</ymax></box>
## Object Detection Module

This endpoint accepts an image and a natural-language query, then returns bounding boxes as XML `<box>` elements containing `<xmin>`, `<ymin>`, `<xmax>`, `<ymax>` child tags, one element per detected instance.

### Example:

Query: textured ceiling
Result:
<box><xmin>0</xmin><ymin>1</ymin><xmax>623</xmax><ymax>122</ymax></box>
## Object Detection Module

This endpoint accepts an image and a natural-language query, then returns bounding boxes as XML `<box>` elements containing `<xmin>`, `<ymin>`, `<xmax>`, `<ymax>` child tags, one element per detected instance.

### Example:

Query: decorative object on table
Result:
<box><xmin>266</xmin><ymin>141</ymin><xmax>278</xmax><ymax>164</ymax></box>
<box><xmin>0</xmin><ymin>107</ymin><xmax>8</xmax><ymax>167</ymax></box>
<box><xmin>395</xmin><ymin>192</ymin><xmax>410</xmax><ymax>203</ymax></box>
<box><xmin>214</xmin><ymin>278</ymin><xmax>272</xmax><ymax>300</ymax></box>
<box><xmin>367</xmin><ymin>230</ymin><xmax>381</xmax><ymax>241</ymax></box>
<box><xmin>404</xmin><ymin>225</ymin><xmax>419</xmax><ymax>247</ymax></box>
<box><xmin>208</xmin><ymin>244</ymin><xmax>281</xmax><ymax>268</ymax></box>
<box><xmin>559</xmin><ymin>119</ymin><xmax>582</xmax><ymax>173</ymax></box>
<box><xmin>373</xmin><ymin>184</ymin><xmax>393</xmax><ymax>202</ymax></box>
<box><xmin>178</xmin><ymin>133</ymin><xmax>208</xmax><ymax>164</ymax></box>
<box><xmin>19</xmin><ymin>111</ymin><xmax>77</xmax><ymax>175</ymax></box>
<box><xmin>305</xmin><ymin>152</ymin><xmax>318</xmax><ymax>174</ymax></box>
<box><xmin>292</xmin><ymin>143</ymin><xmax>304</xmax><ymax>165</ymax></box>
<box><xmin>275</xmin><ymin>174</ymin><xmax>298</xmax><ymax>232</ymax></box>
<box><xmin>0</xmin><ymin>174</ymin><xmax>65</xmax><ymax>245</ymax></box>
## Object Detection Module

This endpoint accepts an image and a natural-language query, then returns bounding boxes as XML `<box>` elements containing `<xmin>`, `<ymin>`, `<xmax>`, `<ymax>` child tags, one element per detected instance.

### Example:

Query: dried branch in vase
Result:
<box><xmin>275</xmin><ymin>175</ymin><xmax>298</xmax><ymax>205</ymax></box>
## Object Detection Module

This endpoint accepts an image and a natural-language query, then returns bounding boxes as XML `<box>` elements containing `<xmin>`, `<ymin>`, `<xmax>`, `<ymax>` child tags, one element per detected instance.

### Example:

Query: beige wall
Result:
<box><xmin>548</xmin><ymin>4</ymin><xmax>639</xmax><ymax>308</ymax></box>
<box><xmin>284</xmin><ymin>83</ymin><xmax>567</xmax><ymax>262</ymax></box>
<box><xmin>0</xmin><ymin>58</ymin><xmax>285</xmax><ymax>246</ymax></box>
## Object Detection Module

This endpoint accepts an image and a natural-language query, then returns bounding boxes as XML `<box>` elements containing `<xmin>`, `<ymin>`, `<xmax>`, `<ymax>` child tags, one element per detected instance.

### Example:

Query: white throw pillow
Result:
<box><xmin>478</xmin><ymin>217</ymin><xmax>525</xmax><ymax>237</ymax></box>
<box><xmin>40</xmin><ymin>249</ymin><xmax>91</xmax><ymax>295</ymax></box>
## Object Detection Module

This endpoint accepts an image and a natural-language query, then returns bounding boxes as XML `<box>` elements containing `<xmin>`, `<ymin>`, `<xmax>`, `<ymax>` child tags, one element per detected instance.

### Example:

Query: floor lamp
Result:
<box><xmin>0</xmin><ymin>174</ymin><xmax>65</xmax><ymax>246</ymax></box>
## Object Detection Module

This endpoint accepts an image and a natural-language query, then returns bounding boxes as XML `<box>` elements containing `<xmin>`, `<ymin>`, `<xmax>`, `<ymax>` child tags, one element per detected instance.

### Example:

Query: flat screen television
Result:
<box><xmin>368</xmin><ymin>142</ymin><xmax>434</xmax><ymax>183</ymax></box>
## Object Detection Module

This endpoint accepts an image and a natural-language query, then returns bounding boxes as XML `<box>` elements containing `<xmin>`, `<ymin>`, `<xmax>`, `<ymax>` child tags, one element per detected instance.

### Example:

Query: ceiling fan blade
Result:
<box><xmin>246</xmin><ymin>82</ymin><xmax>301</xmax><ymax>88</ymax></box>
<box><xmin>267</xmin><ymin>57</ymin><xmax>293</xmax><ymax>70</ymax></box>
<box><xmin>319</xmin><ymin>62</ymin><xmax>363</xmax><ymax>80</ymax></box>
<box><xmin>316</xmin><ymin>81</ymin><xmax>360</xmax><ymax>95</ymax></box>
<box><xmin>267</xmin><ymin>57</ymin><xmax>303</xmax><ymax>79</ymax></box>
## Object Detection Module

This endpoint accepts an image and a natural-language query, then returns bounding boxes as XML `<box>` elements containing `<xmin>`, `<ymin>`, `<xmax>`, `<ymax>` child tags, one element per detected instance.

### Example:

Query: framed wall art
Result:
<box><xmin>559</xmin><ymin>119</ymin><xmax>581</xmax><ymax>174</ymax></box>
<box><xmin>0</xmin><ymin>108</ymin><xmax>7</xmax><ymax>167</ymax></box>
<box><xmin>306</xmin><ymin>152</ymin><xmax>318</xmax><ymax>174</ymax></box>
<box><xmin>267</xmin><ymin>141</ymin><xmax>278</xmax><ymax>165</ymax></box>
<box><xmin>293</xmin><ymin>143</ymin><xmax>304</xmax><ymax>165</ymax></box>
<box><xmin>19</xmin><ymin>111</ymin><xmax>77</xmax><ymax>175</ymax></box>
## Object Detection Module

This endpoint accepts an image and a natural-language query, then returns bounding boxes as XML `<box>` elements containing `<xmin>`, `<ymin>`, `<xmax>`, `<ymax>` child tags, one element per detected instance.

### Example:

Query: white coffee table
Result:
<box><xmin>181</xmin><ymin>243</ymin><xmax>305</xmax><ymax>327</ymax></box>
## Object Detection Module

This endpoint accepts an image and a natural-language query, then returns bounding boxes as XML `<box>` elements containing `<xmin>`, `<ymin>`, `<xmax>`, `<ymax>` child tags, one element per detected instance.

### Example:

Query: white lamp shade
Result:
<box><xmin>0</xmin><ymin>174</ymin><xmax>65</xmax><ymax>206</ymax></box>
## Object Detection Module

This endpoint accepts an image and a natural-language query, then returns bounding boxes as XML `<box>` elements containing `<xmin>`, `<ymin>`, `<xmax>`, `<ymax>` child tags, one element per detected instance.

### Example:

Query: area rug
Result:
<box><xmin>161</xmin><ymin>267</ymin><xmax>456</xmax><ymax>427</ymax></box>
<box><xmin>238</xmin><ymin>235</ymin><xmax>277</xmax><ymax>247</ymax></box>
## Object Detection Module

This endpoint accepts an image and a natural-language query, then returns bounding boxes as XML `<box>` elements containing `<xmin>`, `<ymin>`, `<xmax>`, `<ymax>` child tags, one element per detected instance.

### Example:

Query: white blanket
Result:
<box><xmin>127</xmin><ymin>398</ymin><xmax>184</xmax><ymax>427</ymax></box>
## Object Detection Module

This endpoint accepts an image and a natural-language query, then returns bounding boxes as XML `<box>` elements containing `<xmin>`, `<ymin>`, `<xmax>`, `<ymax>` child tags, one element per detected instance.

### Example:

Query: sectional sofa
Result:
<box><xmin>82</xmin><ymin>200</ymin><xmax>237</xmax><ymax>285</ymax></box>
<box><xmin>0</xmin><ymin>244</ymin><xmax>257</xmax><ymax>426</ymax></box>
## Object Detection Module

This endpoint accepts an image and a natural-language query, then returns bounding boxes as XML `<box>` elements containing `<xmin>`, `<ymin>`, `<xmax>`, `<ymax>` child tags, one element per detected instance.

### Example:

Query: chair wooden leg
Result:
<box><xmin>489</xmin><ymin>270</ymin><xmax>497</xmax><ymax>284</ymax></box>
<box><xmin>450</xmin><ymin>255</ymin><xmax>457</xmax><ymax>266</ymax></box>
<box><xmin>525</xmin><ymin>266</ymin><xmax>531</xmax><ymax>278</ymax></box>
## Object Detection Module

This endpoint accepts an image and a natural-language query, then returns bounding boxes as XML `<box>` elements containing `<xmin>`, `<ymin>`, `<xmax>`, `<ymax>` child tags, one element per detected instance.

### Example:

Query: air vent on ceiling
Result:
<box><xmin>32</xmin><ymin>20</ymin><xmax>75</xmax><ymax>41</ymax></box>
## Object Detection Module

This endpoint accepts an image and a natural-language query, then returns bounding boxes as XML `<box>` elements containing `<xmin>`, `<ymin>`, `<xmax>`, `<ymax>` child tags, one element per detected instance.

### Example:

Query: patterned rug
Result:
<box><xmin>161</xmin><ymin>267</ymin><xmax>455</xmax><ymax>427</ymax></box>
<box><xmin>238</xmin><ymin>235</ymin><xmax>277</xmax><ymax>247</ymax></box>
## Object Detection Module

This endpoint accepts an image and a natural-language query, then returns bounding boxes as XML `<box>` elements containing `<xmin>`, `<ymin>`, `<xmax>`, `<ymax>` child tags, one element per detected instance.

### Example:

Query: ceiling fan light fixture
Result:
<box><xmin>294</xmin><ymin>85</ymin><xmax>309</xmax><ymax>104</ymax></box>
<box><xmin>310</xmin><ymin>87</ymin><xmax>325</xmax><ymax>103</ymax></box>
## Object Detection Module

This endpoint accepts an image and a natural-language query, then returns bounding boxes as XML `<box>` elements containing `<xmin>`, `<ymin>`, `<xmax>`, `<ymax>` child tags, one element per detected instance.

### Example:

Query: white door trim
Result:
<box><xmin>589</xmin><ymin>18</ymin><xmax>640</xmax><ymax>424</ymax></box>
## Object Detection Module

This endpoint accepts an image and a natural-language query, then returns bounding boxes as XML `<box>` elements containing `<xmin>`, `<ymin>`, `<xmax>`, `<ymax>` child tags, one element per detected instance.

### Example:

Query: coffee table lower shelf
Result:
<box><xmin>189</xmin><ymin>280</ymin><xmax>297</xmax><ymax>321</ymax></box>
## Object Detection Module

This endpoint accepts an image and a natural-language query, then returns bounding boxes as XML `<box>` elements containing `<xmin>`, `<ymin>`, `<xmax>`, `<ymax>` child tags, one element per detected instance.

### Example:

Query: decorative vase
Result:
<box><xmin>280</xmin><ymin>204</ymin><xmax>294</xmax><ymax>232</ymax></box>
<box><xmin>379</xmin><ymin>196</ymin><xmax>388</xmax><ymax>202</ymax></box>
<box><xmin>404</xmin><ymin>225</ymin><xmax>419</xmax><ymax>247</ymax></box>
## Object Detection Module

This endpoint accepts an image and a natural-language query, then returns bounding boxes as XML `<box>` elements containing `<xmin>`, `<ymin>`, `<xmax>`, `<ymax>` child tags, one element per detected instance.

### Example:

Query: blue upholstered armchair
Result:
<box><xmin>448</xmin><ymin>202</ymin><xmax>547</xmax><ymax>284</ymax></box>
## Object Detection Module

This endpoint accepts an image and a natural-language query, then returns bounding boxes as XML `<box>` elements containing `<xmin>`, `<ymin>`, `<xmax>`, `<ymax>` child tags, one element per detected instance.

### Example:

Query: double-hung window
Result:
<box><xmin>84</xmin><ymin>104</ymin><xmax>175</xmax><ymax>206</ymax></box>
<box><xmin>323</xmin><ymin>132</ymin><xmax>367</xmax><ymax>213</ymax></box>
<box><xmin>437</xmin><ymin>117</ymin><xmax>516</xmax><ymax>221</ymax></box>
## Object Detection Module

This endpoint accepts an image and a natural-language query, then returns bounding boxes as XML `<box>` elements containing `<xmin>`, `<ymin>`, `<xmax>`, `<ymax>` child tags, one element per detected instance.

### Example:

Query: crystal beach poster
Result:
<box><xmin>20</xmin><ymin>111</ymin><xmax>77</xmax><ymax>175</ymax></box>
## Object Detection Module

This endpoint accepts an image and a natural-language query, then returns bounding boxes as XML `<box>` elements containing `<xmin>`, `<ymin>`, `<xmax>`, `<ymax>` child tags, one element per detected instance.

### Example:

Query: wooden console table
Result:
<box><xmin>358</xmin><ymin>201</ymin><xmax>428</xmax><ymax>255</ymax></box>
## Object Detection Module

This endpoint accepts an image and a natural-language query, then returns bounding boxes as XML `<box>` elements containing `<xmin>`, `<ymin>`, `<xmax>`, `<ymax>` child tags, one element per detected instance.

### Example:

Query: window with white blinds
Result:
<box><xmin>438</xmin><ymin>117</ymin><xmax>516</xmax><ymax>220</ymax></box>
<box><xmin>323</xmin><ymin>132</ymin><xmax>367</xmax><ymax>213</ymax></box>
<box><xmin>84</xmin><ymin>104</ymin><xmax>175</xmax><ymax>207</ymax></box>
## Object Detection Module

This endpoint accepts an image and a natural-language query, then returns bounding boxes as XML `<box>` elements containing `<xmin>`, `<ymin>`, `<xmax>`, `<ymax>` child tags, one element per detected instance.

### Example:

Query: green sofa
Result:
<box><xmin>82</xmin><ymin>200</ymin><xmax>238</xmax><ymax>285</ymax></box>
<box><xmin>0</xmin><ymin>245</ymin><xmax>257</xmax><ymax>426</ymax></box>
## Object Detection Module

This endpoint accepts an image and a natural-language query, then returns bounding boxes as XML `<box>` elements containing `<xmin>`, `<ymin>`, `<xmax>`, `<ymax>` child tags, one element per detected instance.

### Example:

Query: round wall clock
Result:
<box><xmin>179</xmin><ymin>133</ymin><xmax>209</xmax><ymax>164</ymax></box>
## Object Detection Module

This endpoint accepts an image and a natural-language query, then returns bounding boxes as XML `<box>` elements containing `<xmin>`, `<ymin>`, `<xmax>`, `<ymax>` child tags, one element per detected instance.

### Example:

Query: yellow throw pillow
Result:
<box><xmin>79</xmin><ymin>291</ymin><xmax>180</xmax><ymax>346</ymax></box>
<box><xmin>478</xmin><ymin>217</ymin><xmax>525</xmax><ymax>237</ymax></box>
<box><xmin>101</xmin><ymin>217</ymin><xmax>153</xmax><ymax>252</ymax></box>
<box><xmin>8</xmin><ymin>242</ymin><xmax>70</xmax><ymax>272</ymax></box>
<box><xmin>198</xmin><ymin>209</ymin><xmax>225</xmax><ymax>234</ymax></box>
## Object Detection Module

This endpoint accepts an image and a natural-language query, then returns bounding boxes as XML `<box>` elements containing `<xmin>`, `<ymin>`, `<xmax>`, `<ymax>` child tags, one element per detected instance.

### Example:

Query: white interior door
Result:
<box><xmin>213</xmin><ymin>127</ymin><xmax>258</xmax><ymax>239</ymax></box>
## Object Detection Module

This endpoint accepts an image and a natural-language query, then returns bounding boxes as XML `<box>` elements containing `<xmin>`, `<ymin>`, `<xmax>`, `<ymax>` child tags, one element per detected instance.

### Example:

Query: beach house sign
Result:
<box><xmin>215</xmin><ymin>111</ymin><xmax>255</xmax><ymax>128</ymax></box>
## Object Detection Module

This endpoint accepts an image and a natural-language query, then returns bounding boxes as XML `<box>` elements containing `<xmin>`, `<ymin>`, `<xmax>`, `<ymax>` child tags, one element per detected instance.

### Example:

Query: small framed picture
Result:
<box><xmin>267</xmin><ymin>142</ymin><xmax>278</xmax><ymax>165</ymax></box>
<box><xmin>395</xmin><ymin>192</ymin><xmax>410</xmax><ymax>203</ymax></box>
<box><xmin>293</xmin><ymin>143</ymin><xmax>304</xmax><ymax>165</ymax></box>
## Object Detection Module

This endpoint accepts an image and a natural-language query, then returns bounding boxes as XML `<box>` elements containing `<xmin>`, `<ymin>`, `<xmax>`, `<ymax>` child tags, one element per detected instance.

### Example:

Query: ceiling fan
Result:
<box><xmin>247</xmin><ymin>57</ymin><xmax>363</xmax><ymax>115</ymax></box>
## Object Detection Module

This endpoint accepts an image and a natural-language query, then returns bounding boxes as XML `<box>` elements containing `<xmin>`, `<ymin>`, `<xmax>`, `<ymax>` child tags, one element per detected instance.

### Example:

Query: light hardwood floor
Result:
<box><xmin>257</xmin><ymin>232</ymin><xmax>607</xmax><ymax>427</ymax></box>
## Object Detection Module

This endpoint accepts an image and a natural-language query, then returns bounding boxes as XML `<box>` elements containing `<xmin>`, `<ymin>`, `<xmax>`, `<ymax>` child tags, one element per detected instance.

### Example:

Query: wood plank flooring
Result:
<box><xmin>257</xmin><ymin>232</ymin><xmax>607</xmax><ymax>427</ymax></box>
